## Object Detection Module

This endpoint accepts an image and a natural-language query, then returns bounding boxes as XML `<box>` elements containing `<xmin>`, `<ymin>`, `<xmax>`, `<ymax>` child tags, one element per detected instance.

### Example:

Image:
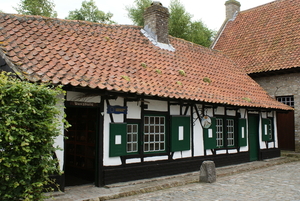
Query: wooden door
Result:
<box><xmin>248</xmin><ymin>115</ymin><xmax>259</xmax><ymax>161</ymax></box>
<box><xmin>277</xmin><ymin>111</ymin><xmax>295</xmax><ymax>151</ymax></box>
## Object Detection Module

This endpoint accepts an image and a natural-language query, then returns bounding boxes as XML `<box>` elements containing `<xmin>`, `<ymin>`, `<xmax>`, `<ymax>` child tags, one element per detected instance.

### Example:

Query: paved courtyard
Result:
<box><xmin>113</xmin><ymin>161</ymin><xmax>300</xmax><ymax>201</ymax></box>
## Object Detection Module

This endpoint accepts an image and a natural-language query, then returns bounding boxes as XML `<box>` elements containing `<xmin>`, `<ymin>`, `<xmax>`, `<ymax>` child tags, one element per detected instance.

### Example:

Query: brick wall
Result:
<box><xmin>253</xmin><ymin>73</ymin><xmax>300</xmax><ymax>152</ymax></box>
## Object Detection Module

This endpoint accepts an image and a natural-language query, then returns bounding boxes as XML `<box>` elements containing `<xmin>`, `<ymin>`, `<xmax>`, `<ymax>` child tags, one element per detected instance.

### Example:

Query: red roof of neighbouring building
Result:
<box><xmin>0</xmin><ymin>13</ymin><xmax>291</xmax><ymax>110</ymax></box>
<box><xmin>213</xmin><ymin>0</ymin><xmax>300</xmax><ymax>74</ymax></box>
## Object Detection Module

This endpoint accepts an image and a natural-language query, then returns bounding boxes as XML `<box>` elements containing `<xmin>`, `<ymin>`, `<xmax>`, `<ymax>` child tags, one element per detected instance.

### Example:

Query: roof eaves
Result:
<box><xmin>0</xmin><ymin>49</ymin><xmax>26</xmax><ymax>80</ymax></box>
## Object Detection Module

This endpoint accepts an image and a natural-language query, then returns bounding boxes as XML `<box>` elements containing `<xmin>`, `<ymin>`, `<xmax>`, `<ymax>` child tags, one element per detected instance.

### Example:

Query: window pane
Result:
<box><xmin>133</xmin><ymin>134</ymin><xmax>137</xmax><ymax>141</ymax></box>
<box><xmin>133</xmin><ymin>144</ymin><xmax>137</xmax><ymax>152</ymax></box>
<box><xmin>160</xmin><ymin>117</ymin><xmax>164</xmax><ymax>124</ymax></box>
<box><xmin>133</xmin><ymin>125</ymin><xmax>137</xmax><ymax>132</ymax></box>
<box><xmin>150</xmin><ymin>117</ymin><xmax>154</xmax><ymax>124</ymax></box>
<box><xmin>150</xmin><ymin>126</ymin><xmax>154</xmax><ymax>133</ymax></box>
<box><xmin>145</xmin><ymin>117</ymin><xmax>149</xmax><ymax>124</ymax></box>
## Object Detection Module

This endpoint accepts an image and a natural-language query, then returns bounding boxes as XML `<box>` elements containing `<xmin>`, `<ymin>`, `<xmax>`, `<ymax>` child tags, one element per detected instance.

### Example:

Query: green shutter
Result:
<box><xmin>203</xmin><ymin>117</ymin><xmax>216</xmax><ymax>149</ymax></box>
<box><xmin>109</xmin><ymin>123</ymin><xmax>127</xmax><ymax>157</ymax></box>
<box><xmin>262</xmin><ymin>118</ymin><xmax>273</xmax><ymax>141</ymax></box>
<box><xmin>170</xmin><ymin>116</ymin><xmax>190</xmax><ymax>152</ymax></box>
<box><xmin>238</xmin><ymin>118</ymin><xmax>247</xmax><ymax>147</ymax></box>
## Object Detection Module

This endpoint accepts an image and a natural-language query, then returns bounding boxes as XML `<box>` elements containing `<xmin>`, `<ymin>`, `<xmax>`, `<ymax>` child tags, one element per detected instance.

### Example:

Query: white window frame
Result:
<box><xmin>127</xmin><ymin>124</ymin><xmax>138</xmax><ymax>153</ymax></box>
<box><xmin>144</xmin><ymin>116</ymin><xmax>165</xmax><ymax>152</ymax></box>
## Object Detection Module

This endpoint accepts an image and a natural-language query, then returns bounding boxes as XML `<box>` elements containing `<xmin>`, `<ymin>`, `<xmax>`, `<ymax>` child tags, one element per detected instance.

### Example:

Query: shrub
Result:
<box><xmin>0</xmin><ymin>72</ymin><xmax>66</xmax><ymax>200</ymax></box>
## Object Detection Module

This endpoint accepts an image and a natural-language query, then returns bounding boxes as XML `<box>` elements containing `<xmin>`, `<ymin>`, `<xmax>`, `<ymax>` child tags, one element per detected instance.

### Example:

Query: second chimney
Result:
<box><xmin>225</xmin><ymin>0</ymin><xmax>241</xmax><ymax>20</ymax></box>
<box><xmin>144</xmin><ymin>1</ymin><xmax>169</xmax><ymax>44</ymax></box>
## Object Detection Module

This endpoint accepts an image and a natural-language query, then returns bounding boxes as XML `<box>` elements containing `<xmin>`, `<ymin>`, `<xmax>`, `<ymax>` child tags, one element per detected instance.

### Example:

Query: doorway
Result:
<box><xmin>64</xmin><ymin>107</ymin><xmax>98</xmax><ymax>186</ymax></box>
<box><xmin>248</xmin><ymin>115</ymin><xmax>259</xmax><ymax>161</ymax></box>
<box><xmin>277</xmin><ymin>111</ymin><xmax>295</xmax><ymax>151</ymax></box>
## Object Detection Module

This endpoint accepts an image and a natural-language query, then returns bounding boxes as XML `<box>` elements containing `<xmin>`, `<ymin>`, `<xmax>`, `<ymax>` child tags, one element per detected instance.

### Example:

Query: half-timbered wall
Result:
<box><xmin>59</xmin><ymin>91</ymin><xmax>280</xmax><ymax>186</ymax></box>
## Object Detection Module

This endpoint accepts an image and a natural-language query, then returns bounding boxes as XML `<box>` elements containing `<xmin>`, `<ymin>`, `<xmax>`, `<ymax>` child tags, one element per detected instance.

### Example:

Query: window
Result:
<box><xmin>227</xmin><ymin>119</ymin><xmax>235</xmax><ymax>146</ymax></box>
<box><xmin>276</xmin><ymin>96</ymin><xmax>294</xmax><ymax>107</ymax></box>
<box><xmin>127</xmin><ymin>124</ymin><xmax>138</xmax><ymax>153</ymax></box>
<box><xmin>144</xmin><ymin>116</ymin><xmax>165</xmax><ymax>152</ymax></box>
<box><xmin>216</xmin><ymin>118</ymin><xmax>223</xmax><ymax>147</ymax></box>
<box><xmin>216</xmin><ymin>117</ymin><xmax>236</xmax><ymax>148</ymax></box>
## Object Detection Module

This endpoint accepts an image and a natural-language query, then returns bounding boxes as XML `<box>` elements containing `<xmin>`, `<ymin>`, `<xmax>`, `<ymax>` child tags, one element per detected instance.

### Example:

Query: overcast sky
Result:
<box><xmin>2</xmin><ymin>0</ymin><xmax>275</xmax><ymax>30</ymax></box>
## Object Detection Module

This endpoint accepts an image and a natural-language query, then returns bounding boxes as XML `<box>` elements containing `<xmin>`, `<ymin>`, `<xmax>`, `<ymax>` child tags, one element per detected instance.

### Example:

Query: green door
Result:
<box><xmin>248</xmin><ymin>115</ymin><xmax>259</xmax><ymax>161</ymax></box>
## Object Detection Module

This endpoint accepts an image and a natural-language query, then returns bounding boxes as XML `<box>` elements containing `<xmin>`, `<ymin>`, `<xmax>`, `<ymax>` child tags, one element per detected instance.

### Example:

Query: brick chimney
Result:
<box><xmin>225</xmin><ymin>0</ymin><xmax>241</xmax><ymax>20</ymax></box>
<box><xmin>143</xmin><ymin>1</ymin><xmax>169</xmax><ymax>44</ymax></box>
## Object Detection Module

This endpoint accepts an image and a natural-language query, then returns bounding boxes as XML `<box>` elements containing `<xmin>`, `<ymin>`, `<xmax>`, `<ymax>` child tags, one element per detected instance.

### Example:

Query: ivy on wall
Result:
<box><xmin>0</xmin><ymin>72</ymin><xmax>67</xmax><ymax>200</ymax></box>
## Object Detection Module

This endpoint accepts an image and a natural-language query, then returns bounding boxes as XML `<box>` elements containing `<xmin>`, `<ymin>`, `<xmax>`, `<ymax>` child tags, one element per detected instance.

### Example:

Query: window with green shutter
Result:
<box><xmin>262</xmin><ymin>118</ymin><xmax>273</xmax><ymax>141</ymax></box>
<box><xmin>204</xmin><ymin>117</ymin><xmax>238</xmax><ymax>149</ymax></box>
<box><xmin>170</xmin><ymin>116</ymin><xmax>190</xmax><ymax>152</ymax></box>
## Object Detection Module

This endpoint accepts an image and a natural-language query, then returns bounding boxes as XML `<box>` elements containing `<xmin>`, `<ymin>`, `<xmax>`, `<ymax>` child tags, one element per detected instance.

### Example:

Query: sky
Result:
<box><xmin>2</xmin><ymin>0</ymin><xmax>275</xmax><ymax>31</ymax></box>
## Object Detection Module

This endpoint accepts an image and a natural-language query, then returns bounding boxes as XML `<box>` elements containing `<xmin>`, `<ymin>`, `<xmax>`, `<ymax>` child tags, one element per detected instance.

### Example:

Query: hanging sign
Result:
<box><xmin>201</xmin><ymin>115</ymin><xmax>212</xmax><ymax>128</ymax></box>
<box><xmin>107</xmin><ymin>105</ymin><xmax>128</xmax><ymax>114</ymax></box>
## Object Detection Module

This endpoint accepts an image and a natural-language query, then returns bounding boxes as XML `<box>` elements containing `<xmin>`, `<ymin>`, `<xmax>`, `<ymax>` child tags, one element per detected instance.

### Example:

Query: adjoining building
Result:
<box><xmin>213</xmin><ymin>0</ymin><xmax>299</xmax><ymax>152</ymax></box>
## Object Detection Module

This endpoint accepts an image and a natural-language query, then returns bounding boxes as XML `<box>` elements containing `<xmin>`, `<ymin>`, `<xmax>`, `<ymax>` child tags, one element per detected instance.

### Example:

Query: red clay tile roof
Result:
<box><xmin>0</xmin><ymin>13</ymin><xmax>291</xmax><ymax>110</ymax></box>
<box><xmin>213</xmin><ymin>0</ymin><xmax>300</xmax><ymax>74</ymax></box>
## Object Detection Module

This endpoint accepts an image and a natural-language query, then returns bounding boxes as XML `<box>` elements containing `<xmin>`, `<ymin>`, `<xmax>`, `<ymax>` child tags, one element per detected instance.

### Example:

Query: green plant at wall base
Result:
<box><xmin>155</xmin><ymin>69</ymin><xmax>162</xmax><ymax>74</ymax></box>
<box><xmin>121</xmin><ymin>75</ymin><xmax>130</xmax><ymax>81</ymax></box>
<box><xmin>0</xmin><ymin>72</ymin><xmax>67</xmax><ymax>200</ymax></box>
<box><xmin>178</xmin><ymin>70</ymin><xmax>186</xmax><ymax>76</ymax></box>
<box><xmin>203</xmin><ymin>77</ymin><xmax>211</xmax><ymax>84</ymax></box>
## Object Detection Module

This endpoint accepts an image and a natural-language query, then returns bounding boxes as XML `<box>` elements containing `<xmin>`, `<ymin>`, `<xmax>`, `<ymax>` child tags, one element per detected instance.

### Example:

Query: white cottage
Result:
<box><xmin>0</xmin><ymin>2</ymin><xmax>291</xmax><ymax>190</ymax></box>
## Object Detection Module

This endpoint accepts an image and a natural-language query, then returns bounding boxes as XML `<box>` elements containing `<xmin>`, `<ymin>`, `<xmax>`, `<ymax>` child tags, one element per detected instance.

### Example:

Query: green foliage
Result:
<box><xmin>168</xmin><ymin>0</ymin><xmax>192</xmax><ymax>40</ymax></box>
<box><xmin>121</xmin><ymin>75</ymin><xmax>130</xmax><ymax>81</ymax></box>
<box><xmin>203</xmin><ymin>77</ymin><xmax>212</xmax><ymax>84</ymax></box>
<box><xmin>66</xmin><ymin>0</ymin><xmax>115</xmax><ymax>24</ymax></box>
<box><xmin>126</xmin><ymin>0</ymin><xmax>152</xmax><ymax>26</ymax></box>
<box><xmin>14</xmin><ymin>0</ymin><xmax>57</xmax><ymax>17</ymax></box>
<box><xmin>0</xmin><ymin>72</ymin><xmax>66</xmax><ymax>200</ymax></box>
<box><xmin>126</xmin><ymin>0</ymin><xmax>215</xmax><ymax>47</ymax></box>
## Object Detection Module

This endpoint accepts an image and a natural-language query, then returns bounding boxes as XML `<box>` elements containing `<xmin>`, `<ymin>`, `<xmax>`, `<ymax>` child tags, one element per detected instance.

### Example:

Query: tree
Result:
<box><xmin>14</xmin><ymin>0</ymin><xmax>57</xmax><ymax>18</ymax></box>
<box><xmin>125</xmin><ymin>0</ymin><xmax>151</xmax><ymax>26</ymax></box>
<box><xmin>126</xmin><ymin>0</ymin><xmax>215</xmax><ymax>47</ymax></box>
<box><xmin>168</xmin><ymin>0</ymin><xmax>192</xmax><ymax>40</ymax></box>
<box><xmin>0</xmin><ymin>72</ymin><xmax>67</xmax><ymax>200</ymax></box>
<box><xmin>66</xmin><ymin>0</ymin><xmax>115</xmax><ymax>24</ymax></box>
